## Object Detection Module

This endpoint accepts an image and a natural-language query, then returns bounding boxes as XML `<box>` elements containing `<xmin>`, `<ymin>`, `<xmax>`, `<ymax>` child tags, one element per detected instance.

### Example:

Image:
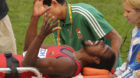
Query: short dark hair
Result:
<box><xmin>85</xmin><ymin>47</ymin><xmax>116</xmax><ymax>71</ymax></box>
<box><xmin>43</xmin><ymin>0</ymin><xmax>66</xmax><ymax>6</ymax></box>
<box><xmin>81</xmin><ymin>40</ymin><xmax>115</xmax><ymax>71</ymax></box>
<box><xmin>98</xmin><ymin>48</ymin><xmax>116</xmax><ymax>71</ymax></box>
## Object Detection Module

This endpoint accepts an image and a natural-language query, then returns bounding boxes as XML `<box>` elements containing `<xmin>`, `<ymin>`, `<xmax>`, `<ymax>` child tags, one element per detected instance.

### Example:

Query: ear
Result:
<box><xmin>93</xmin><ymin>57</ymin><xmax>100</xmax><ymax>64</ymax></box>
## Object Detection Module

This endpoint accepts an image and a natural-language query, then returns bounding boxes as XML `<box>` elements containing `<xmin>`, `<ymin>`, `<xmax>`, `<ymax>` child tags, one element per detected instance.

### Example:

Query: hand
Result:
<box><xmin>33</xmin><ymin>0</ymin><xmax>51</xmax><ymax>16</ymax></box>
<box><xmin>39</xmin><ymin>13</ymin><xmax>61</xmax><ymax>36</ymax></box>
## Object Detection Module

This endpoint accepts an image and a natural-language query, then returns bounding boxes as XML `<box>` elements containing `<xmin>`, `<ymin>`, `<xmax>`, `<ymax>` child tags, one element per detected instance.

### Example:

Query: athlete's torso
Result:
<box><xmin>0</xmin><ymin>46</ymin><xmax>81</xmax><ymax>78</ymax></box>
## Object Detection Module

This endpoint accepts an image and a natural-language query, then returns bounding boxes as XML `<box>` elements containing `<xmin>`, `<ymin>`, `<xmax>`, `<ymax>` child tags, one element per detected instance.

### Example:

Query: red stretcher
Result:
<box><xmin>0</xmin><ymin>67</ymin><xmax>42</xmax><ymax>78</ymax></box>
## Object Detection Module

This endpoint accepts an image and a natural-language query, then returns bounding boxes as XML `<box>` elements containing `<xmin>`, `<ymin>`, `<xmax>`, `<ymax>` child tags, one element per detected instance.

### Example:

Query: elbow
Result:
<box><xmin>118</xmin><ymin>33</ymin><xmax>122</xmax><ymax>42</ymax></box>
<box><xmin>22</xmin><ymin>59</ymin><xmax>29</xmax><ymax>67</ymax></box>
<box><xmin>22</xmin><ymin>59</ymin><xmax>35</xmax><ymax>67</ymax></box>
<box><xmin>117</xmin><ymin>34</ymin><xmax>122</xmax><ymax>43</ymax></box>
<box><xmin>112</xmin><ymin>30</ymin><xmax>122</xmax><ymax>44</ymax></box>
<box><xmin>106</xmin><ymin>30</ymin><xmax>122</xmax><ymax>43</ymax></box>
<box><xmin>113</xmin><ymin>30</ymin><xmax>122</xmax><ymax>43</ymax></box>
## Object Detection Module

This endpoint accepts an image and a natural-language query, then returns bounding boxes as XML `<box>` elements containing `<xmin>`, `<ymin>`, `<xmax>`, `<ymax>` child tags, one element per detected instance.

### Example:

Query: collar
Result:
<box><xmin>136</xmin><ymin>27</ymin><xmax>140</xmax><ymax>37</ymax></box>
<box><xmin>60</xmin><ymin>3</ymin><xmax>71</xmax><ymax>25</ymax></box>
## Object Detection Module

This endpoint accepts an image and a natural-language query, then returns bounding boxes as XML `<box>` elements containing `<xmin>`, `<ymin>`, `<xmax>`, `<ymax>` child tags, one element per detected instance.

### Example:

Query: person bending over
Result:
<box><xmin>24</xmin><ymin>0</ymin><xmax>122</xmax><ymax>70</ymax></box>
<box><xmin>0</xmin><ymin>13</ymin><xmax>115</xmax><ymax>78</ymax></box>
<box><xmin>22</xmin><ymin>11</ymin><xmax>116</xmax><ymax>78</ymax></box>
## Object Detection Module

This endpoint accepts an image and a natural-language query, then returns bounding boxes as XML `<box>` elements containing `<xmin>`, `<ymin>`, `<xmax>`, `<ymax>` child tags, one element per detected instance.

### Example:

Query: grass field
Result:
<box><xmin>7</xmin><ymin>0</ymin><xmax>134</xmax><ymax>63</ymax></box>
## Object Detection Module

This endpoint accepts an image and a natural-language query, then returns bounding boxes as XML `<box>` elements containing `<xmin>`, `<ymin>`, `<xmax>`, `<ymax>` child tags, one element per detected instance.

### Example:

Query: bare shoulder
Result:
<box><xmin>35</xmin><ymin>57</ymin><xmax>77</xmax><ymax>77</ymax></box>
<box><xmin>40</xmin><ymin>44</ymin><xmax>55</xmax><ymax>49</ymax></box>
<box><xmin>63</xmin><ymin>45</ymin><xmax>73</xmax><ymax>49</ymax></box>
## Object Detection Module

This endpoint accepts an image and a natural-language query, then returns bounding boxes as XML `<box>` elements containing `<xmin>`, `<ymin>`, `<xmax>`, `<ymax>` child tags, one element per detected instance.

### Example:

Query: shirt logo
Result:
<box><xmin>49</xmin><ymin>51</ymin><xmax>56</xmax><ymax>55</ymax></box>
<box><xmin>136</xmin><ymin>51</ymin><xmax>140</xmax><ymax>62</ymax></box>
<box><xmin>76</xmin><ymin>29</ymin><xmax>83</xmax><ymax>39</ymax></box>
<box><xmin>38</xmin><ymin>48</ymin><xmax>47</xmax><ymax>58</ymax></box>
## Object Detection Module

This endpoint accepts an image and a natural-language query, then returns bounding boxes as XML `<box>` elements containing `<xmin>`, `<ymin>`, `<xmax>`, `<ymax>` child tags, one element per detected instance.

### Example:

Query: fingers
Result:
<box><xmin>43</xmin><ymin>14</ymin><xmax>57</xmax><ymax>29</ymax></box>
<box><xmin>52</xmin><ymin>27</ymin><xmax>61</xmax><ymax>32</ymax></box>
<box><xmin>47</xmin><ymin>17</ymin><xmax>58</xmax><ymax>32</ymax></box>
<box><xmin>45</xmin><ymin>6</ymin><xmax>51</xmax><ymax>12</ymax></box>
<box><xmin>40</xmin><ymin>14</ymin><xmax>60</xmax><ymax>36</ymax></box>
<box><xmin>33</xmin><ymin>0</ymin><xmax>50</xmax><ymax>16</ymax></box>
<box><xmin>43</xmin><ymin>13</ymin><xmax>51</xmax><ymax>26</ymax></box>
<box><xmin>94</xmin><ymin>40</ymin><xmax>99</xmax><ymax>45</ymax></box>
<box><xmin>50</xmin><ymin>20</ymin><xmax>60</xmax><ymax>32</ymax></box>
<box><xmin>40</xmin><ymin>0</ymin><xmax>43</xmax><ymax>2</ymax></box>
<box><xmin>34</xmin><ymin>0</ymin><xmax>42</xmax><ymax>2</ymax></box>
<box><xmin>33</xmin><ymin>0</ymin><xmax>41</xmax><ymax>4</ymax></box>
<box><xmin>43</xmin><ymin>12</ymin><xmax>49</xmax><ymax>24</ymax></box>
<box><xmin>43</xmin><ymin>13</ymin><xmax>56</xmax><ymax>26</ymax></box>
<box><xmin>48</xmin><ymin>16</ymin><xmax>55</xmax><ymax>25</ymax></box>
<box><xmin>43</xmin><ymin>12</ymin><xmax>60</xmax><ymax>33</ymax></box>
<box><xmin>51</xmin><ymin>20</ymin><xmax>59</xmax><ymax>27</ymax></box>
<box><xmin>42</xmin><ymin>6</ymin><xmax>51</xmax><ymax>15</ymax></box>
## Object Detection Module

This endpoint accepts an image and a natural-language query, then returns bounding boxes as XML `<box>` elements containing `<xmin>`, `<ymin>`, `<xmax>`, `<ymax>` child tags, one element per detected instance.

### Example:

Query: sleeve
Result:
<box><xmin>114</xmin><ymin>62</ymin><xmax>127</xmax><ymax>76</ymax></box>
<box><xmin>114</xmin><ymin>62</ymin><xmax>137</xmax><ymax>78</ymax></box>
<box><xmin>81</xmin><ymin>8</ymin><xmax>113</xmax><ymax>39</ymax></box>
<box><xmin>129</xmin><ymin>42</ymin><xmax>140</xmax><ymax>70</ymax></box>
<box><xmin>115</xmin><ymin>37</ymin><xmax>140</xmax><ymax>77</ymax></box>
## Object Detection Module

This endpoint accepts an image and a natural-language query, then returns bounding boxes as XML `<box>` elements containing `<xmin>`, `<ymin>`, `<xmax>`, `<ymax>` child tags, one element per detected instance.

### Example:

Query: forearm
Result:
<box><xmin>111</xmin><ymin>36</ymin><xmax>121</xmax><ymax>69</ymax></box>
<box><xmin>22</xmin><ymin>34</ymin><xmax>46</xmax><ymax>67</ymax></box>
<box><xmin>105</xmin><ymin>30</ymin><xmax>122</xmax><ymax>68</ymax></box>
<box><xmin>110</xmin><ymin>34</ymin><xmax>122</xmax><ymax>59</ymax></box>
<box><xmin>24</xmin><ymin>16</ymin><xmax>40</xmax><ymax>51</ymax></box>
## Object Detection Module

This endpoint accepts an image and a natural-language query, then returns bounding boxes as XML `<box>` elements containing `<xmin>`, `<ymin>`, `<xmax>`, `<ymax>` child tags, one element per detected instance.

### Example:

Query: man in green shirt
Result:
<box><xmin>25</xmin><ymin>0</ymin><xmax>122</xmax><ymax>69</ymax></box>
<box><xmin>53</xmin><ymin>3</ymin><xmax>114</xmax><ymax>51</ymax></box>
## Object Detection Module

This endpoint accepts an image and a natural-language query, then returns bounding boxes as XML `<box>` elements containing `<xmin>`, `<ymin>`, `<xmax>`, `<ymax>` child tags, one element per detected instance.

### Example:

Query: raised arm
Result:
<box><xmin>22</xmin><ymin>14</ymin><xmax>74</xmax><ymax>77</ymax></box>
<box><xmin>22</xmin><ymin>11</ymin><xmax>59</xmax><ymax>65</ymax></box>
<box><xmin>105</xmin><ymin>29</ymin><xmax>122</xmax><ymax>69</ymax></box>
<box><xmin>24</xmin><ymin>0</ymin><xmax>51</xmax><ymax>51</ymax></box>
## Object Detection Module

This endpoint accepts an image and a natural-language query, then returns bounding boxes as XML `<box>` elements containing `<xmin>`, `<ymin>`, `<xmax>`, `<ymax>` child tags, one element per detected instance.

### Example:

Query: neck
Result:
<box><xmin>73</xmin><ymin>51</ymin><xmax>83</xmax><ymax>68</ymax></box>
<box><xmin>59</xmin><ymin>3</ymin><xmax>67</xmax><ymax>22</ymax></box>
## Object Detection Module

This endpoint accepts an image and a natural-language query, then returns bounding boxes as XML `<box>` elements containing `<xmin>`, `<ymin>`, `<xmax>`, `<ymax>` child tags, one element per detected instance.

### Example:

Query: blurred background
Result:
<box><xmin>7</xmin><ymin>0</ymin><xmax>134</xmax><ymax>62</ymax></box>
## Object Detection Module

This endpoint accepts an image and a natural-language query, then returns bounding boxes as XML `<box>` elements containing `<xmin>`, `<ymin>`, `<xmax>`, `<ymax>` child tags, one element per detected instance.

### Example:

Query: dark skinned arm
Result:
<box><xmin>34</xmin><ymin>57</ymin><xmax>76</xmax><ymax>77</ymax></box>
<box><xmin>22</xmin><ymin>11</ymin><xmax>59</xmax><ymax>66</ymax></box>
<box><xmin>105</xmin><ymin>29</ymin><xmax>122</xmax><ymax>69</ymax></box>
<box><xmin>24</xmin><ymin>16</ymin><xmax>39</xmax><ymax>51</ymax></box>
<box><xmin>22</xmin><ymin>15</ymin><xmax>74</xmax><ymax>77</ymax></box>
<box><xmin>24</xmin><ymin>0</ymin><xmax>51</xmax><ymax>51</ymax></box>
<box><xmin>23</xmin><ymin>32</ymin><xmax>75</xmax><ymax>76</ymax></box>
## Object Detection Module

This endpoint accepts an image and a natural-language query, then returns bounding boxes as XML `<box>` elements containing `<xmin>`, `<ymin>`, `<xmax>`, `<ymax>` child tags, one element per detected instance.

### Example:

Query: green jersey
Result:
<box><xmin>53</xmin><ymin>3</ymin><xmax>121</xmax><ymax>68</ymax></box>
<box><xmin>54</xmin><ymin>3</ymin><xmax>113</xmax><ymax>50</ymax></box>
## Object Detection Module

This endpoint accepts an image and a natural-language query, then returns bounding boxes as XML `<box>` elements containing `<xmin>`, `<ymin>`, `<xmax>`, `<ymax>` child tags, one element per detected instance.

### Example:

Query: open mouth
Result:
<box><xmin>81</xmin><ymin>40</ymin><xmax>99</xmax><ymax>46</ymax></box>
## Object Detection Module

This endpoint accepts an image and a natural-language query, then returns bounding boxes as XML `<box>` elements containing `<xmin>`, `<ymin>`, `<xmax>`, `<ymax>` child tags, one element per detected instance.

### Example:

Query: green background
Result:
<box><xmin>7</xmin><ymin>0</ymin><xmax>134</xmax><ymax>62</ymax></box>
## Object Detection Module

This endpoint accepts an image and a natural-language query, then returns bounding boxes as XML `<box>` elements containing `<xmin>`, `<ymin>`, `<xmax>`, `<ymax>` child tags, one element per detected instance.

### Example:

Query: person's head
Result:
<box><xmin>43</xmin><ymin>0</ymin><xmax>66</xmax><ymax>6</ymax></box>
<box><xmin>122</xmin><ymin>0</ymin><xmax>140</xmax><ymax>27</ymax></box>
<box><xmin>43</xmin><ymin>0</ymin><xmax>67</xmax><ymax>20</ymax></box>
<box><xmin>80</xmin><ymin>40</ymin><xmax>115</xmax><ymax>71</ymax></box>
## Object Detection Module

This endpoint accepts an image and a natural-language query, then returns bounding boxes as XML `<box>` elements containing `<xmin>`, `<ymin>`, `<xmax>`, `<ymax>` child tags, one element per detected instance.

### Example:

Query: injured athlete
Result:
<box><xmin>0</xmin><ymin>12</ymin><xmax>115</xmax><ymax>78</ymax></box>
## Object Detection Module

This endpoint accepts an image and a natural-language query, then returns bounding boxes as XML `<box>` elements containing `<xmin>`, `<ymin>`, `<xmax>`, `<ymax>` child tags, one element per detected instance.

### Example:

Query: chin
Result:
<box><xmin>128</xmin><ymin>22</ymin><xmax>135</xmax><ymax>25</ymax></box>
<box><xmin>129</xmin><ymin>20</ymin><xmax>138</xmax><ymax>25</ymax></box>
